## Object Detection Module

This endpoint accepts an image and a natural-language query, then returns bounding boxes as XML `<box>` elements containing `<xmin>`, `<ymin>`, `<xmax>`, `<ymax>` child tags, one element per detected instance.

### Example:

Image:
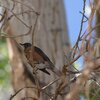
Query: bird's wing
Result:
<box><xmin>34</xmin><ymin>46</ymin><xmax>51</xmax><ymax>62</ymax></box>
<box><xmin>34</xmin><ymin>46</ymin><xmax>55</xmax><ymax>68</ymax></box>
<box><xmin>34</xmin><ymin>46</ymin><xmax>62</xmax><ymax>76</ymax></box>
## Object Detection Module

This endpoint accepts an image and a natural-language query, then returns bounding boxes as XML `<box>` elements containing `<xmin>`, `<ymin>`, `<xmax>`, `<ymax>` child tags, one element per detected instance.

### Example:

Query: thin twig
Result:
<box><xmin>42</xmin><ymin>78</ymin><xmax>60</xmax><ymax>90</ymax></box>
<box><xmin>9</xmin><ymin>86</ymin><xmax>38</xmax><ymax>100</ymax></box>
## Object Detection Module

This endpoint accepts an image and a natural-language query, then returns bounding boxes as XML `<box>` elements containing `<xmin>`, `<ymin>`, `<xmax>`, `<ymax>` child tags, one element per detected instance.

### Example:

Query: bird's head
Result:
<box><xmin>20</xmin><ymin>43</ymin><xmax>32</xmax><ymax>49</ymax></box>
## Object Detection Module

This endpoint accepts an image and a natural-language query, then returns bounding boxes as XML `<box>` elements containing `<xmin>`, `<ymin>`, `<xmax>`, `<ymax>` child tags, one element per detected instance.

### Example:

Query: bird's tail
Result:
<box><xmin>48</xmin><ymin>61</ymin><xmax>62</xmax><ymax>77</ymax></box>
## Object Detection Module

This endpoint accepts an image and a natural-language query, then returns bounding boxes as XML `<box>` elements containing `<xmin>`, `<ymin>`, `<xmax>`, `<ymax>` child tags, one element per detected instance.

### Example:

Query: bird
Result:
<box><xmin>20</xmin><ymin>43</ymin><xmax>61</xmax><ymax>76</ymax></box>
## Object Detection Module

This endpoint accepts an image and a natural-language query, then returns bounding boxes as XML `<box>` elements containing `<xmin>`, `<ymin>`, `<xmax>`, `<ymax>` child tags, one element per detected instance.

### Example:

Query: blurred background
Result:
<box><xmin>0</xmin><ymin>0</ymin><xmax>99</xmax><ymax>100</ymax></box>
<box><xmin>0</xmin><ymin>0</ymin><xmax>90</xmax><ymax>99</ymax></box>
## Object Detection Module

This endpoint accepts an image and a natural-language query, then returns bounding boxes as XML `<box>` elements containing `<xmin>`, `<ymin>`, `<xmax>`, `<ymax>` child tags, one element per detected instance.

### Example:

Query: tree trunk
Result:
<box><xmin>1</xmin><ymin>0</ymin><xmax>70</xmax><ymax>99</ymax></box>
<box><xmin>94</xmin><ymin>0</ymin><xmax>100</xmax><ymax>85</ymax></box>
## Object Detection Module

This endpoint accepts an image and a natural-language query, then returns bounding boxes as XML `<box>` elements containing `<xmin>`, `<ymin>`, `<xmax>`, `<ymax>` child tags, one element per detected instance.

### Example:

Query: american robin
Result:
<box><xmin>20</xmin><ymin>43</ymin><xmax>61</xmax><ymax>76</ymax></box>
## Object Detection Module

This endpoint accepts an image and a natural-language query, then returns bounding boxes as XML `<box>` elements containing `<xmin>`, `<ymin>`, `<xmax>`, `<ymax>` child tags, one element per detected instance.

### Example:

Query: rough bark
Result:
<box><xmin>1</xmin><ymin>0</ymin><xmax>70</xmax><ymax>99</ymax></box>
<box><xmin>95</xmin><ymin>0</ymin><xmax>100</xmax><ymax>84</ymax></box>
